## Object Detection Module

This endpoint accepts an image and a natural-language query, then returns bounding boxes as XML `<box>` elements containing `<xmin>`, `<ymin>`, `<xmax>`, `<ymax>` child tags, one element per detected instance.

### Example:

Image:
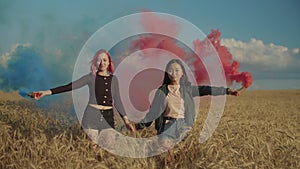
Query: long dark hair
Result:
<box><xmin>162</xmin><ymin>59</ymin><xmax>191</xmax><ymax>85</ymax></box>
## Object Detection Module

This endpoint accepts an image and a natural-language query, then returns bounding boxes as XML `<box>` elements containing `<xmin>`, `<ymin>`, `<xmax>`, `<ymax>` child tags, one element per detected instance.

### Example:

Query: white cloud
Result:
<box><xmin>293</xmin><ymin>48</ymin><xmax>299</xmax><ymax>54</ymax></box>
<box><xmin>221</xmin><ymin>38</ymin><xmax>299</xmax><ymax>70</ymax></box>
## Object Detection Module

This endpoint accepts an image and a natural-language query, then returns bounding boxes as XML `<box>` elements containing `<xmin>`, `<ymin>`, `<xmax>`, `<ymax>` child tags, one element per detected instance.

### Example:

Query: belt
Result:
<box><xmin>163</xmin><ymin>116</ymin><xmax>176</xmax><ymax>120</ymax></box>
<box><xmin>163</xmin><ymin>116</ymin><xmax>184</xmax><ymax>120</ymax></box>
<box><xmin>89</xmin><ymin>104</ymin><xmax>113</xmax><ymax>110</ymax></box>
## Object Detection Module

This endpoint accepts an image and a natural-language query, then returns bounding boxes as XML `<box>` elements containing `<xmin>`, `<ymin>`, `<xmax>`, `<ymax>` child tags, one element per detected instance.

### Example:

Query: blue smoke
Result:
<box><xmin>0</xmin><ymin>45</ymin><xmax>50</xmax><ymax>91</ymax></box>
<box><xmin>19</xmin><ymin>89</ymin><xmax>29</xmax><ymax>97</ymax></box>
<box><xmin>0</xmin><ymin>45</ymin><xmax>75</xmax><ymax>114</ymax></box>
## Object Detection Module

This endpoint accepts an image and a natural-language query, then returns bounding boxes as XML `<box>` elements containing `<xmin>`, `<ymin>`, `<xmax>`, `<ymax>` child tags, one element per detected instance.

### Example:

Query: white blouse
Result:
<box><xmin>164</xmin><ymin>85</ymin><xmax>185</xmax><ymax>119</ymax></box>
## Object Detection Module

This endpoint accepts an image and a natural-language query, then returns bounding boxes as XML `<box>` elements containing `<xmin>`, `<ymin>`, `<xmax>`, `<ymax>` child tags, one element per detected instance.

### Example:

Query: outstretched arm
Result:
<box><xmin>34</xmin><ymin>74</ymin><xmax>90</xmax><ymax>100</ymax></box>
<box><xmin>192</xmin><ymin>85</ymin><xmax>240</xmax><ymax>97</ymax></box>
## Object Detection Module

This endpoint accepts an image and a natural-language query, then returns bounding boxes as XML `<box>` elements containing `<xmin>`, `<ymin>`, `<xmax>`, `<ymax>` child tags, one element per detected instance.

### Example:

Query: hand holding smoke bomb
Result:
<box><xmin>227</xmin><ymin>85</ymin><xmax>249</xmax><ymax>96</ymax></box>
<box><xmin>28</xmin><ymin>90</ymin><xmax>52</xmax><ymax>100</ymax></box>
<box><xmin>227</xmin><ymin>88</ymin><xmax>240</xmax><ymax>96</ymax></box>
<box><xmin>27</xmin><ymin>92</ymin><xmax>42</xmax><ymax>100</ymax></box>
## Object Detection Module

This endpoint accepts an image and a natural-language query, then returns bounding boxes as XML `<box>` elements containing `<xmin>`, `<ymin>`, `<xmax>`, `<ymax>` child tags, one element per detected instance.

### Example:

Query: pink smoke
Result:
<box><xmin>130</xmin><ymin>13</ymin><xmax>252</xmax><ymax>88</ymax></box>
<box><xmin>139</xmin><ymin>10</ymin><xmax>179</xmax><ymax>37</ymax></box>
<box><xmin>116</xmin><ymin>12</ymin><xmax>253</xmax><ymax>116</ymax></box>
<box><xmin>193</xmin><ymin>29</ymin><xmax>253</xmax><ymax>88</ymax></box>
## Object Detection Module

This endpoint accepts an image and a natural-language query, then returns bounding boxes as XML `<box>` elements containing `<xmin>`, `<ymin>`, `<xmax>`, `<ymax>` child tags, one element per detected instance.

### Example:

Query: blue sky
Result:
<box><xmin>0</xmin><ymin>0</ymin><xmax>299</xmax><ymax>90</ymax></box>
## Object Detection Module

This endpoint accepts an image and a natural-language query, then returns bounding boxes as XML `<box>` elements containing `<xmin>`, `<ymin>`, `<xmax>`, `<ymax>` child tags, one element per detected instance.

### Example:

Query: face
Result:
<box><xmin>96</xmin><ymin>53</ymin><xmax>109</xmax><ymax>72</ymax></box>
<box><xmin>167</xmin><ymin>63</ymin><xmax>183</xmax><ymax>84</ymax></box>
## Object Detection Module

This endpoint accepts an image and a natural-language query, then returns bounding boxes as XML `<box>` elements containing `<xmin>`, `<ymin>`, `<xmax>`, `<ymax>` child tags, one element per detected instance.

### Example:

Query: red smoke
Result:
<box><xmin>193</xmin><ymin>29</ymin><xmax>253</xmax><ymax>88</ymax></box>
<box><xmin>129</xmin><ymin>13</ymin><xmax>252</xmax><ymax>88</ymax></box>
<box><xmin>130</xmin><ymin>11</ymin><xmax>186</xmax><ymax>58</ymax></box>
<box><xmin>139</xmin><ymin>10</ymin><xmax>179</xmax><ymax>37</ymax></box>
<box><xmin>118</xmin><ymin>12</ymin><xmax>253</xmax><ymax>115</ymax></box>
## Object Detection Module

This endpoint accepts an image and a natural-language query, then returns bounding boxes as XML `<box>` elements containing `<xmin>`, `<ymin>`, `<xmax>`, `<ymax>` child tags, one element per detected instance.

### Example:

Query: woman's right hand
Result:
<box><xmin>123</xmin><ymin>116</ymin><xmax>136</xmax><ymax>132</ymax></box>
<box><xmin>33</xmin><ymin>90</ymin><xmax>52</xmax><ymax>100</ymax></box>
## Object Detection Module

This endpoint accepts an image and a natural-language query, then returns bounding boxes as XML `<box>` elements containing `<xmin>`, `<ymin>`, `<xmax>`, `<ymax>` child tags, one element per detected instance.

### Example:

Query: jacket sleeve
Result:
<box><xmin>111</xmin><ymin>76</ymin><xmax>126</xmax><ymax>118</ymax></box>
<box><xmin>192</xmin><ymin>85</ymin><xmax>229</xmax><ymax>97</ymax></box>
<box><xmin>50</xmin><ymin>74</ymin><xmax>90</xmax><ymax>95</ymax></box>
<box><xmin>139</xmin><ymin>88</ymin><xmax>166</xmax><ymax>128</ymax></box>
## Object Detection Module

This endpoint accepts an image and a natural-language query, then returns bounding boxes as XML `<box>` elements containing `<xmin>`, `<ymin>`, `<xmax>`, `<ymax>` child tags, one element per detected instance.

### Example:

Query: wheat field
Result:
<box><xmin>0</xmin><ymin>90</ymin><xmax>299</xmax><ymax>169</ymax></box>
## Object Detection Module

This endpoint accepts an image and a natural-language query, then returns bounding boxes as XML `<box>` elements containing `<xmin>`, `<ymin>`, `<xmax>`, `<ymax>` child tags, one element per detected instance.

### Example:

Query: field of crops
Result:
<box><xmin>0</xmin><ymin>90</ymin><xmax>299</xmax><ymax>168</ymax></box>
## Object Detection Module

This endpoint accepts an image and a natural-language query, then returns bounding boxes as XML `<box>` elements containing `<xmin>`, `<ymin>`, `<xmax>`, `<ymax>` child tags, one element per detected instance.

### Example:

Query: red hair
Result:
<box><xmin>90</xmin><ymin>49</ymin><xmax>114</xmax><ymax>75</ymax></box>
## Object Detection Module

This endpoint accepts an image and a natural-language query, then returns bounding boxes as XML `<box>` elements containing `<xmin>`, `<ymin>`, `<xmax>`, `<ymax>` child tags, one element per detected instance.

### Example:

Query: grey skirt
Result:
<box><xmin>81</xmin><ymin>105</ymin><xmax>114</xmax><ymax>131</ymax></box>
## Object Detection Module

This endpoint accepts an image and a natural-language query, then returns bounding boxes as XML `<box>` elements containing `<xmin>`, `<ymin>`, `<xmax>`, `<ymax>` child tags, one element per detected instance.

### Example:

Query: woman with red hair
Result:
<box><xmin>35</xmin><ymin>49</ymin><xmax>134</xmax><ymax>148</ymax></box>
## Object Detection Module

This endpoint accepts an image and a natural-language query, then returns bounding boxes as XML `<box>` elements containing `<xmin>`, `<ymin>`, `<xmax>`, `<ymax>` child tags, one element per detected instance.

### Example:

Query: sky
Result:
<box><xmin>0</xmin><ymin>0</ymin><xmax>300</xmax><ymax>91</ymax></box>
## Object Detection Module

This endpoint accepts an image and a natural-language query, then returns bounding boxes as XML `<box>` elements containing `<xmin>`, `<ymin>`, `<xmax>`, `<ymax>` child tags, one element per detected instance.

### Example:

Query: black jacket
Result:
<box><xmin>138</xmin><ymin>84</ymin><xmax>229</xmax><ymax>134</ymax></box>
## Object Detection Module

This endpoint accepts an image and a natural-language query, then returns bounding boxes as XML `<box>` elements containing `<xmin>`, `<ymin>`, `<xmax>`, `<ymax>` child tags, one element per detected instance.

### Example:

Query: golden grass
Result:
<box><xmin>0</xmin><ymin>90</ymin><xmax>299</xmax><ymax>168</ymax></box>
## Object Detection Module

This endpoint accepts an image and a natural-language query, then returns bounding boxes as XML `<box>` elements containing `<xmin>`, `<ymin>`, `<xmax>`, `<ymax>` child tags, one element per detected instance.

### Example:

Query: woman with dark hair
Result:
<box><xmin>34</xmin><ymin>49</ymin><xmax>134</xmax><ymax>148</ymax></box>
<box><xmin>136</xmin><ymin>59</ymin><xmax>239</xmax><ymax>162</ymax></box>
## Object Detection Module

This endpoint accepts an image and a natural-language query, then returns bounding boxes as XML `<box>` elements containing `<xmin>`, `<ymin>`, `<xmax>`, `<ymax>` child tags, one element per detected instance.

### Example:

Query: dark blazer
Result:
<box><xmin>138</xmin><ymin>84</ymin><xmax>229</xmax><ymax>134</ymax></box>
